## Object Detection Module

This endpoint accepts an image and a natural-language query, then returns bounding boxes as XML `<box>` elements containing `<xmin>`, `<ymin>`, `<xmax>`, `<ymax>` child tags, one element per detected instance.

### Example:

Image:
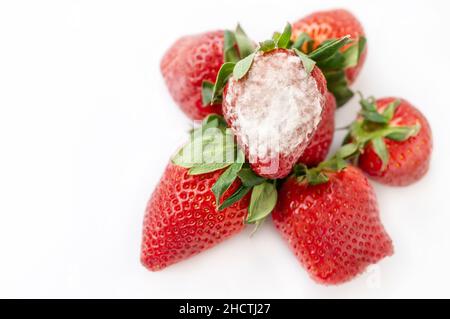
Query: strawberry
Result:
<box><xmin>298</xmin><ymin>92</ymin><xmax>336</xmax><ymax>166</ymax></box>
<box><xmin>216</xmin><ymin>24</ymin><xmax>350</xmax><ymax>179</ymax></box>
<box><xmin>223</xmin><ymin>48</ymin><xmax>328</xmax><ymax>179</ymax></box>
<box><xmin>291</xmin><ymin>9</ymin><xmax>367</xmax><ymax>106</ymax></box>
<box><xmin>292</xmin><ymin>9</ymin><xmax>367</xmax><ymax>84</ymax></box>
<box><xmin>161</xmin><ymin>30</ymin><xmax>225</xmax><ymax>120</ymax></box>
<box><xmin>272</xmin><ymin>164</ymin><xmax>393</xmax><ymax>285</ymax></box>
<box><xmin>141</xmin><ymin>115</ymin><xmax>278</xmax><ymax>270</ymax></box>
<box><xmin>345</xmin><ymin>97</ymin><xmax>433</xmax><ymax>186</ymax></box>
<box><xmin>140</xmin><ymin>162</ymin><xmax>250</xmax><ymax>271</ymax></box>
<box><xmin>161</xmin><ymin>27</ymin><xmax>255</xmax><ymax>120</ymax></box>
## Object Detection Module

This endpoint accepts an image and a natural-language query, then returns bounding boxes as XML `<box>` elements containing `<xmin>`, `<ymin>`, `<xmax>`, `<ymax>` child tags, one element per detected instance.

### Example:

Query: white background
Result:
<box><xmin>0</xmin><ymin>0</ymin><xmax>449</xmax><ymax>298</ymax></box>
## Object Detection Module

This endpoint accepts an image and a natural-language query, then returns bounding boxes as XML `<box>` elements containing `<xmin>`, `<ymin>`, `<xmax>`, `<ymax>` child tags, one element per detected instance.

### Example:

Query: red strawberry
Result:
<box><xmin>161</xmin><ymin>31</ymin><xmax>225</xmax><ymax>120</ymax></box>
<box><xmin>272</xmin><ymin>165</ymin><xmax>393</xmax><ymax>285</ymax></box>
<box><xmin>355</xmin><ymin>98</ymin><xmax>433</xmax><ymax>186</ymax></box>
<box><xmin>298</xmin><ymin>92</ymin><xmax>336</xmax><ymax>166</ymax></box>
<box><xmin>292</xmin><ymin>9</ymin><xmax>367</xmax><ymax>84</ymax></box>
<box><xmin>141</xmin><ymin>162</ymin><xmax>250</xmax><ymax>271</ymax></box>
<box><xmin>223</xmin><ymin>48</ymin><xmax>328</xmax><ymax>179</ymax></box>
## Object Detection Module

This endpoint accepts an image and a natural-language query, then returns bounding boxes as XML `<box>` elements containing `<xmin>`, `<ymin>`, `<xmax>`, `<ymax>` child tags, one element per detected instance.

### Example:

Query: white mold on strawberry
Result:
<box><xmin>223</xmin><ymin>49</ymin><xmax>327</xmax><ymax>179</ymax></box>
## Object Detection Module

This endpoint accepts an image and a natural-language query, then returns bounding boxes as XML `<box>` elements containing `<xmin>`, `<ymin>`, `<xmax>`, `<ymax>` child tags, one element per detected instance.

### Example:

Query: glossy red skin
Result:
<box><xmin>141</xmin><ymin>163</ymin><xmax>250</xmax><ymax>271</ymax></box>
<box><xmin>358</xmin><ymin>98</ymin><xmax>433</xmax><ymax>186</ymax></box>
<box><xmin>160</xmin><ymin>31</ymin><xmax>224</xmax><ymax>120</ymax></box>
<box><xmin>272</xmin><ymin>166</ymin><xmax>393</xmax><ymax>285</ymax></box>
<box><xmin>292</xmin><ymin>9</ymin><xmax>367</xmax><ymax>84</ymax></box>
<box><xmin>298</xmin><ymin>92</ymin><xmax>336</xmax><ymax>166</ymax></box>
<box><xmin>222</xmin><ymin>49</ymin><xmax>328</xmax><ymax>179</ymax></box>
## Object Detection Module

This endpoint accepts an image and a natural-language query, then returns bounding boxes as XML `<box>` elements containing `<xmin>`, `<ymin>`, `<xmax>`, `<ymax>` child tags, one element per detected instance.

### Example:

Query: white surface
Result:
<box><xmin>0</xmin><ymin>0</ymin><xmax>449</xmax><ymax>299</ymax></box>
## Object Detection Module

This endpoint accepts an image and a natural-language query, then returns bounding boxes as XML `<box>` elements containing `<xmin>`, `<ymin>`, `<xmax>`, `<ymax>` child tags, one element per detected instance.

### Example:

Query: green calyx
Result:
<box><xmin>171</xmin><ymin>114</ymin><xmax>277</xmax><ymax>225</ymax></box>
<box><xmin>294</xmin><ymin>152</ymin><xmax>348</xmax><ymax>186</ymax></box>
<box><xmin>232</xmin><ymin>22</ymin><xmax>295</xmax><ymax>81</ymax></box>
<box><xmin>296</xmin><ymin>95</ymin><xmax>421</xmax><ymax>181</ymax></box>
<box><xmin>340</xmin><ymin>94</ymin><xmax>421</xmax><ymax>170</ymax></box>
<box><xmin>202</xmin><ymin>23</ymin><xmax>361</xmax><ymax>108</ymax></box>
<box><xmin>292</xmin><ymin>138</ymin><xmax>363</xmax><ymax>186</ymax></box>
<box><xmin>172</xmin><ymin>114</ymin><xmax>234</xmax><ymax>173</ymax></box>
<box><xmin>224</xmin><ymin>24</ymin><xmax>255</xmax><ymax>64</ymax></box>
<box><xmin>202</xmin><ymin>23</ymin><xmax>366</xmax><ymax>107</ymax></box>
<box><xmin>294</xmin><ymin>33</ymin><xmax>367</xmax><ymax>107</ymax></box>
<box><xmin>203</xmin><ymin>23</ymin><xmax>367</xmax><ymax>108</ymax></box>
<box><xmin>262</xmin><ymin>23</ymin><xmax>353</xmax><ymax>78</ymax></box>
<box><xmin>201</xmin><ymin>23</ymin><xmax>292</xmax><ymax>106</ymax></box>
<box><xmin>292</xmin><ymin>91</ymin><xmax>422</xmax><ymax>184</ymax></box>
<box><xmin>246</xmin><ymin>180</ymin><xmax>277</xmax><ymax>225</ymax></box>
<box><xmin>201</xmin><ymin>25</ymin><xmax>256</xmax><ymax>106</ymax></box>
<box><xmin>315</xmin><ymin>36</ymin><xmax>366</xmax><ymax>107</ymax></box>
<box><xmin>257</xmin><ymin>22</ymin><xmax>292</xmax><ymax>52</ymax></box>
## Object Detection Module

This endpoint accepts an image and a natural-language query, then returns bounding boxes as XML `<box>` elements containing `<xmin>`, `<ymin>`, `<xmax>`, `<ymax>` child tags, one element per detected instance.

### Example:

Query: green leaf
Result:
<box><xmin>246</xmin><ymin>182</ymin><xmax>278</xmax><ymax>224</ymax></box>
<box><xmin>371</xmin><ymin>137</ymin><xmax>389</xmax><ymax>169</ymax></box>
<box><xmin>234</xmin><ymin>24</ymin><xmax>255</xmax><ymax>59</ymax></box>
<box><xmin>322</xmin><ymin>69</ymin><xmax>354</xmax><ymax>107</ymax></box>
<box><xmin>336</xmin><ymin>143</ymin><xmax>359</xmax><ymax>159</ymax></box>
<box><xmin>342</xmin><ymin>41</ymin><xmax>359</xmax><ymax>68</ymax></box>
<box><xmin>384</xmin><ymin>124</ymin><xmax>421</xmax><ymax>141</ymax></box>
<box><xmin>201</xmin><ymin>80</ymin><xmax>214</xmax><ymax>106</ymax></box>
<box><xmin>249</xmin><ymin>218</ymin><xmax>266</xmax><ymax>236</ymax></box>
<box><xmin>316</xmin><ymin>51</ymin><xmax>346</xmax><ymax>69</ymax></box>
<box><xmin>359</xmin><ymin>95</ymin><xmax>377</xmax><ymax>112</ymax></box>
<box><xmin>342</xmin><ymin>131</ymin><xmax>352</xmax><ymax>145</ymax></box>
<box><xmin>308</xmin><ymin>35</ymin><xmax>357</xmax><ymax>108</ymax></box>
<box><xmin>233</xmin><ymin>52</ymin><xmax>255</xmax><ymax>80</ymax></box>
<box><xmin>212</xmin><ymin>62</ymin><xmax>235</xmax><ymax>100</ymax></box>
<box><xmin>204</xmin><ymin>130</ymin><xmax>236</xmax><ymax>162</ymax></box>
<box><xmin>276</xmin><ymin>23</ymin><xmax>292</xmax><ymax>49</ymax></box>
<box><xmin>293</xmin><ymin>48</ymin><xmax>316</xmax><ymax>74</ymax></box>
<box><xmin>308</xmin><ymin>36</ymin><xmax>351</xmax><ymax>62</ymax></box>
<box><xmin>382</xmin><ymin>99</ymin><xmax>401</xmax><ymax>122</ymax></box>
<box><xmin>259</xmin><ymin>39</ymin><xmax>276</xmax><ymax>52</ymax></box>
<box><xmin>223</xmin><ymin>30</ymin><xmax>240</xmax><ymax>63</ymax></box>
<box><xmin>202</xmin><ymin>113</ymin><xmax>228</xmax><ymax>129</ymax></box>
<box><xmin>172</xmin><ymin>149</ymin><xmax>195</xmax><ymax>168</ymax></box>
<box><xmin>326</xmin><ymin>72</ymin><xmax>347</xmax><ymax>88</ymax></box>
<box><xmin>211</xmin><ymin>165</ymin><xmax>243</xmax><ymax>206</ymax></box>
<box><xmin>237</xmin><ymin>167</ymin><xmax>266</xmax><ymax>187</ymax></box>
<box><xmin>323</xmin><ymin>70</ymin><xmax>346</xmax><ymax>83</ymax></box>
<box><xmin>188</xmin><ymin>163</ymin><xmax>232</xmax><ymax>175</ymax></box>
<box><xmin>218</xmin><ymin>185</ymin><xmax>252</xmax><ymax>211</ymax></box>
<box><xmin>328</xmin><ymin>157</ymin><xmax>348</xmax><ymax>171</ymax></box>
<box><xmin>292</xmin><ymin>32</ymin><xmax>312</xmax><ymax>51</ymax></box>
<box><xmin>293</xmin><ymin>164</ymin><xmax>308</xmax><ymax>177</ymax></box>
<box><xmin>361</xmin><ymin>110</ymin><xmax>389</xmax><ymax>124</ymax></box>
<box><xmin>272</xmin><ymin>32</ymin><xmax>281</xmax><ymax>43</ymax></box>
<box><xmin>306</xmin><ymin>170</ymin><xmax>329</xmax><ymax>185</ymax></box>
<box><xmin>172</xmin><ymin>134</ymin><xmax>206</xmax><ymax>168</ymax></box>
<box><xmin>328</xmin><ymin>82</ymin><xmax>354</xmax><ymax>107</ymax></box>
<box><xmin>358</xmin><ymin>36</ymin><xmax>367</xmax><ymax>60</ymax></box>
<box><xmin>316</xmin><ymin>38</ymin><xmax>335</xmax><ymax>48</ymax></box>
<box><xmin>211</xmin><ymin>149</ymin><xmax>244</xmax><ymax>204</ymax></box>
<box><xmin>173</xmin><ymin>114</ymin><xmax>233</xmax><ymax>169</ymax></box>
<box><xmin>317</xmin><ymin>153</ymin><xmax>349</xmax><ymax>172</ymax></box>
<box><xmin>349</xmin><ymin>120</ymin><xmax>371</xmax><ymax>145</ymax></box>
<box><xmin>235</xmin><ymin>24</ymin><xmax>248</xmax><ymax>36</ymax></box>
